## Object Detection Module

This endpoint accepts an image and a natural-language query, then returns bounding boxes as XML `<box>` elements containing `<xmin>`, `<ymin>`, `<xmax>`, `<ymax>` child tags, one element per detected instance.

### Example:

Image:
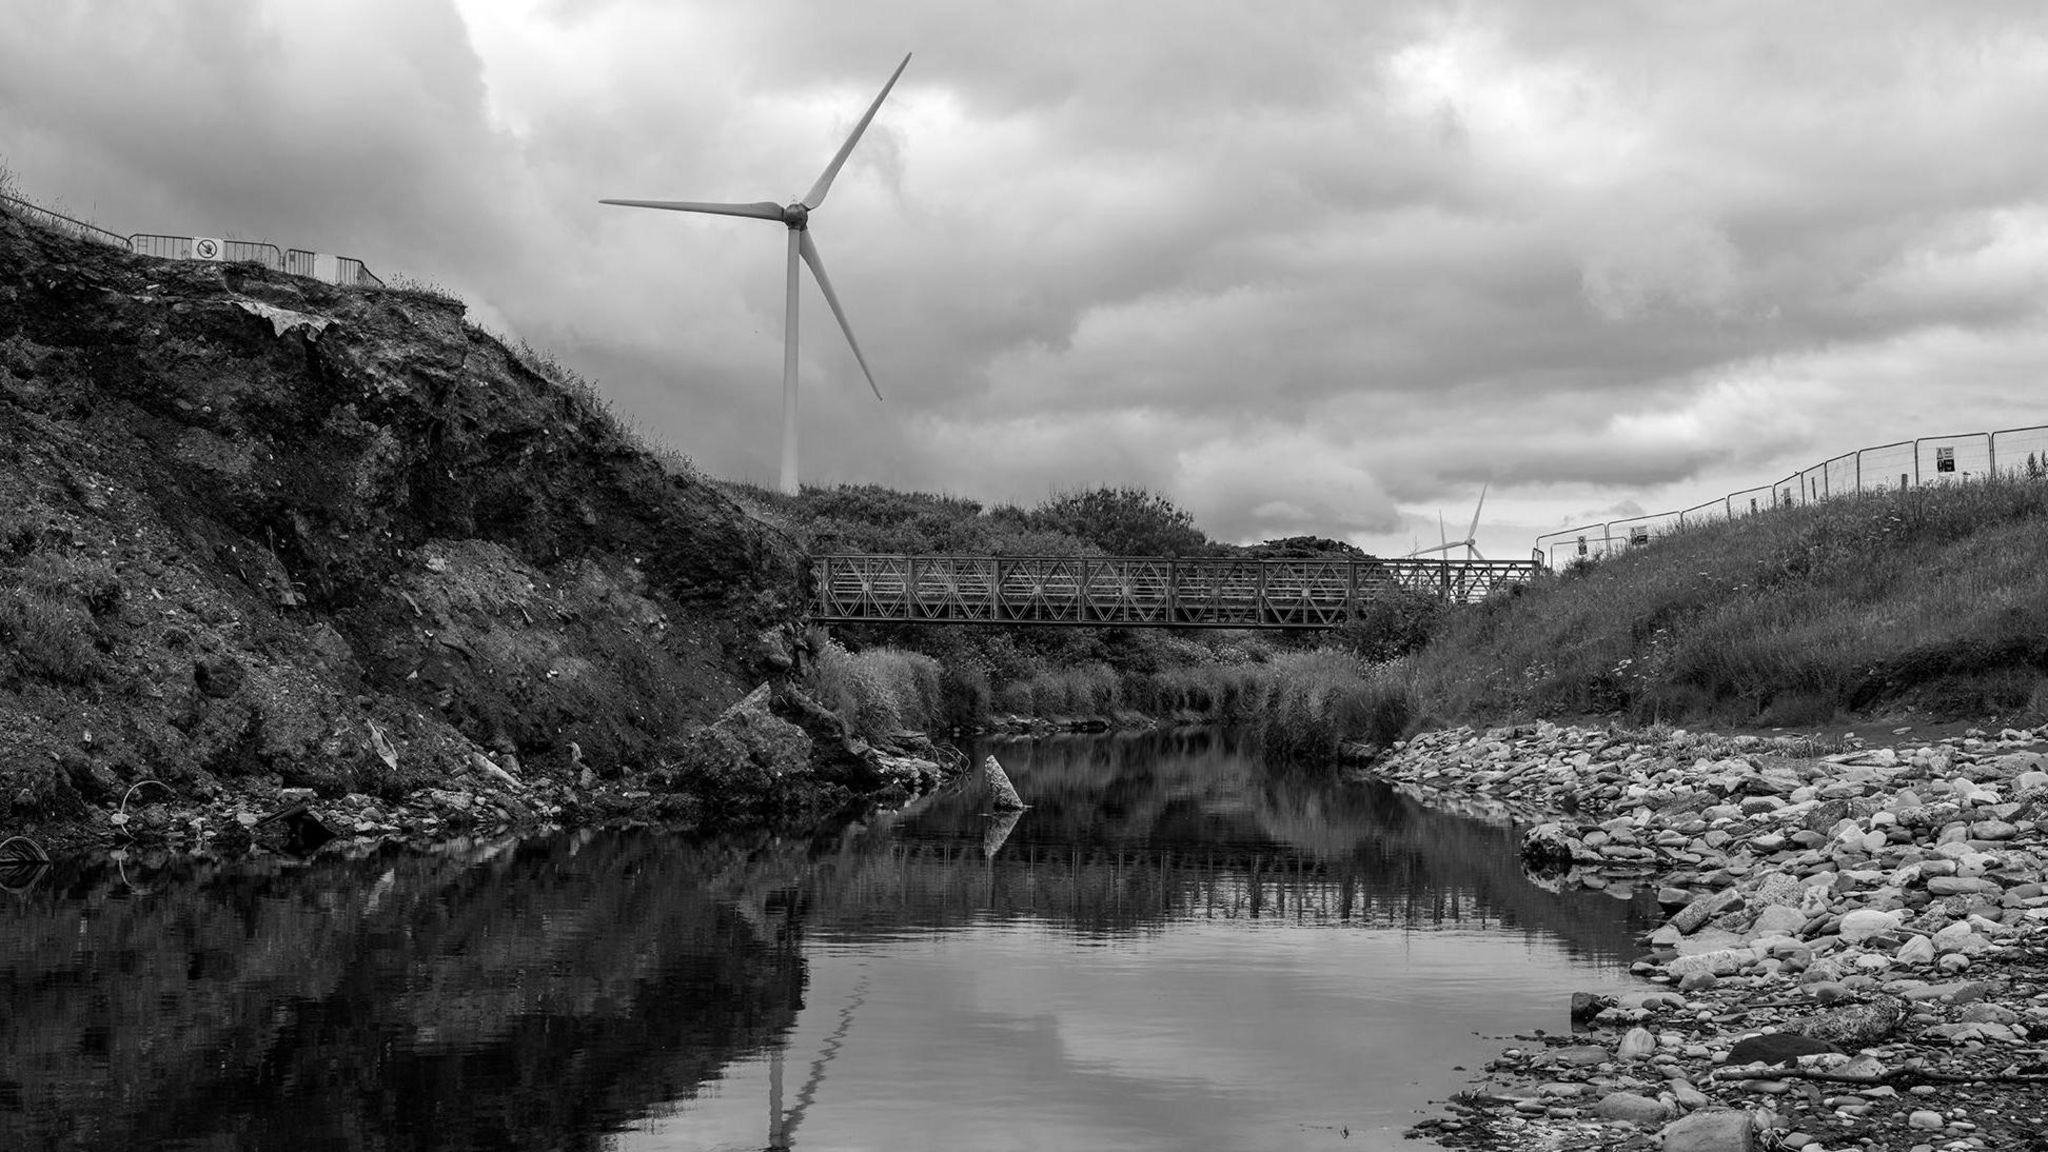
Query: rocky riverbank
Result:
<box><xmin>0</xmin><ymin>679</ymin><xmax>959</xmax><ymax>864</ymax></box>
<box><xmin>1369</xmin><ymin>720</ymin><xmax>2048</xmax><ymax>1152</ymax></box>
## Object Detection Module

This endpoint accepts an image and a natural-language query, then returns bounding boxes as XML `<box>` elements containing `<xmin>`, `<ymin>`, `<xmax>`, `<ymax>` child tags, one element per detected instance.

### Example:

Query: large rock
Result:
<box><xmin>1667</xmin><ymin>947</ymin><xmax>1753</xmax><ymax>979</ymax></box>
<box><xmin>1521</xmin><ymin>823</ymin><xmax>1590</xmax><ymax>867</ymax></box>
<box><xmin>1593</xmin><ymin>1090</ymin><xmax>1671</xmax><ymax>1124</ymax></box>
<box><xmin>1746</xmin><ymin>905</ymin><xmax>1808</xmax><ymax>940</ymax></box>
<box><xmin>1725</xmin><ymin>1032</ymin><xmax>1840</xmax><ymax>1066</ymax></box>
<box><xmin>669</xmin><ymin>684</ymin><xmax>815</xmax><ymax>814</ymax></box>
<box><xmin>1659</xmin><ymin>1109</ymin><xmax>1755</xmax><ymax>1152</ymax></box>
<box><xmin>771</xmin><ymin>682</ymin><xmax>884</xmax><ymax>790</ymax></box>
<box><xmin>1780</xmin><ymin>995</ymin><xmax>1907</xmax><ymax>1048</ymax></box>
<box><xmin>1837</xmin><ymin>908</ymin><xmax>1902</xmax><ymax>943</ymax></box>
<box><xmin>1670</xmin><ymin>887</ymin><xmax>1741</xmax><ymax>934</ymax></box>
<box><xmin>982</xmin><ymin>755</ymin><xmax>1028</xmax><ymax>811</ymax></box>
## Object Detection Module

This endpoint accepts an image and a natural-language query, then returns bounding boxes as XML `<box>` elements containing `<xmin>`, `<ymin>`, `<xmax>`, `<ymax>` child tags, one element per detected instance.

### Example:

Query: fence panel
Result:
<box><xmin>222</xmin><ymin>240</ymin><xmax>283</xmax><ymax>270</ymax></box>
<box><xmin>335</xmin><ymin>257</ymin><xmax>383</xmax><ymax>287</ymax></box>
<box><xmin>1855</xmin><ymin>440</ymin><xmax>1915</xmax><ymax>492</ymax></box>
<box><xmin>1677</xmin><ymin>498</ymin><xmax>1728</xmax><ymax>527</ymax></box>
<box><xmin>1607</xmin><ymin>511</ymin><xmax>1681</xmax><ymax>551</ymax></box>
<box><xmin>130</xmin><ymin>233</ymin><xmax>194</xmax><ymax>261</ymax></box>
<box><xmin>1533</xmin><ymin>524</ymin><xmax>1613</xmax><ymax>567</ymax></box>
<box><xmin>1914</xmin><ymin>433</ymin><xmax>1993</xmax><ymax>484</ymax></box>
<box><xmin>1727</xmin><ymin>484</ymin><xmax>1775</xmax><ymax>518</ymax></box>
<box><xmin>1993</xmin><ymin>425</ymin><xmax>2048</xmax><ymax>477</ymax></box>
<box><xmin>1821</xmin><ymin>452</ymin><xmax>1857</xmax><ymax>499</ymax></box>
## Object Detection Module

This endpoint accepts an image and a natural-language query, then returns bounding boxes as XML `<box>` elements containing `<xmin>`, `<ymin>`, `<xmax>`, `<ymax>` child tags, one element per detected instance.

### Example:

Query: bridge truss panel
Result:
<box><xmin>811</xmin><ymin>554</ymin><xmax>1541</xmax><ymax>628</ymax></box>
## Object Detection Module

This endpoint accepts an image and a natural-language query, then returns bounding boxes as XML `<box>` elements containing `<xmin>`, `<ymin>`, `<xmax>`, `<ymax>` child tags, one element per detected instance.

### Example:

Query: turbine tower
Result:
<box><xmin>602</xmin><ymin>53</ymin><xmax>910</xmax><ymax>495</ymax></box>
<box><xmin>1407</xmin><ymin>481</ymin><xmax>1490</xmax><ymax>561</ymax></box>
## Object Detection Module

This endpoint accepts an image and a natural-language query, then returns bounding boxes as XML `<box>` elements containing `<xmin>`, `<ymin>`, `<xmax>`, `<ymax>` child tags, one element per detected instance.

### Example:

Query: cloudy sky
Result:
<box><xmin>4</xmin><ymin>2</ymin><xmax>2046</xmax><ymax>558</ymax></box>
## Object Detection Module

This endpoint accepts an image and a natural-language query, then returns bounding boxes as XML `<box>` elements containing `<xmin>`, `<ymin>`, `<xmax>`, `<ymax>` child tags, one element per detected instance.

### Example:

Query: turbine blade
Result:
<box><xmin>599</xmin><ymin>199</ymin><xmax>787</xmax><ymax>221</ymax></box>
<box><xmin>1469</xmin><ymin>544</ymin><xmax>1487</xmax><ymax>561</ymax></box>
<box><xmin>799</xmin><ymin>231</ymin><xmax>883</xmax><ymax>400</ymax></box>
<box><xmin>1466</xmin><ymin>480</ymin><xmax>1489</xmax><ymax>542</ymax></box>
<box><xmin>801</xmin><ymin>53</ymin><xmax>912</xmax><ymax>210</ymax></box>
<box><xmin>1438</xmin><ymin>512</ymin><xmax>1447</xmax><ymax>550</ymax></box>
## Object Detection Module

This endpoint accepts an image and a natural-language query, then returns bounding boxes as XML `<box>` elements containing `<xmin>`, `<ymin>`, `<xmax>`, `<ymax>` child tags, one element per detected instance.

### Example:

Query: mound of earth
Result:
<box><xmin>0</xmin><ymin>205</ymin><xmax>857</xmax><ymax>844</ymax></box>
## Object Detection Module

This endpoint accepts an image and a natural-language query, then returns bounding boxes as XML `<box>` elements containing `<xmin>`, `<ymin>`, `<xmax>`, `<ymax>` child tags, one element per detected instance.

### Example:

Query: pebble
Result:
<box><xmin>1376</xmin><ymin>720</ymin><xmax>2048</xmax><ymax>1151</ymax></box>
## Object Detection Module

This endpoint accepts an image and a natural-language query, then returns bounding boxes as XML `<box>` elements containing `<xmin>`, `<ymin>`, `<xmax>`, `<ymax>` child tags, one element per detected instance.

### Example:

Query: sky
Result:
<box><xmin>3</xmin><ymin>1</ymin><xmax>2046</xmax><ymax>559</ymax></box>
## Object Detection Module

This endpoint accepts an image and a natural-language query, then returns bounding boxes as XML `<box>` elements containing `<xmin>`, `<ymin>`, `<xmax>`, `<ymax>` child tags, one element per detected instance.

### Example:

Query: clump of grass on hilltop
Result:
<box><xmin>1407</xmin><ymin>474</ymin><xmax>2048</xmax><ymax>727</ymax></box>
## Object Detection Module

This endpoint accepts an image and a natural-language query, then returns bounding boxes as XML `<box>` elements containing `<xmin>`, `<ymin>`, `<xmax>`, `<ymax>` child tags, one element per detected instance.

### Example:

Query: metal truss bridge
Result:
<box><xmin>810</xmin><ymin>554</ymin><xmax>1541</xmax><ymax>629</ymax></box>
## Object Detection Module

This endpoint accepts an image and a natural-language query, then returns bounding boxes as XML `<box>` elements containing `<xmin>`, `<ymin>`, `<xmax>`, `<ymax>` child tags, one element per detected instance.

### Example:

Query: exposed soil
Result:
<box><xmin>0</xmin><ymin>208</ymin><xmax>881</xmax><ymax>849</ymax></box>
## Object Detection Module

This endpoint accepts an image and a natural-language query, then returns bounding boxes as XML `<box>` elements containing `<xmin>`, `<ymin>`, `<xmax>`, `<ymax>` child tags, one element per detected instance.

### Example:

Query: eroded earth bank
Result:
<box><xmin>0</xmin><ymin>209</ymin><xmax>939</xmax><ymax>855</ymax></box>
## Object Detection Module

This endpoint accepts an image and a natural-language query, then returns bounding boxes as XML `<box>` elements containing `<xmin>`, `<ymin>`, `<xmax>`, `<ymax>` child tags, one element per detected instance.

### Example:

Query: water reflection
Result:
<box><xmin>2</xmin><ymin>731</ymin><xmax>1650</xmax><ymax>1152</ymax></box>
<box><xmin>2</xmin><ymin>835</ymin><xmax>807</xmax><ymax>1152</ymax></box>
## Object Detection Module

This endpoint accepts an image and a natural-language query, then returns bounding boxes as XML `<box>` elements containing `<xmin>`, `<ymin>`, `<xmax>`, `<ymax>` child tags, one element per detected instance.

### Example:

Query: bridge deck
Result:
<box><xmin>811</xmin><ymin>554</ymin><xmax>1539</xmax><ymax>628</ymax></box>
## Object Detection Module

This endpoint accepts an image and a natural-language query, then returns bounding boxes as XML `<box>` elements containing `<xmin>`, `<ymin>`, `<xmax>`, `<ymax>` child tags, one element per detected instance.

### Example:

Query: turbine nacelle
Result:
<box><xmin>781</xmin><ymin>202</ymin><xmax>810</xmax><ymax>229</ymax></box>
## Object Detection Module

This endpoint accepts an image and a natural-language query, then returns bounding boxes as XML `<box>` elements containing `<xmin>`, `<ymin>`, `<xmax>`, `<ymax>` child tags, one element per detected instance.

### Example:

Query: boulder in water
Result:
<box><xmin>983</xmin><ymin>755</ymin><xmax>1027</xmax><ymax>811</ymax></box>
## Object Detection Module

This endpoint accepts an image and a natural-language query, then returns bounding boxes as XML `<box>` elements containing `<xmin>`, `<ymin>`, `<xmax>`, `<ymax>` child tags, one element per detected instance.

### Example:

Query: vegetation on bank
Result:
<box><xmin>734</xmin><ymin>481</ymin><xmax>1426</xmax><ymax>760</ymax></box>
<box><xmin>779</xmin><ymin>472</ymin><xmax>2048</xmax><ymax>758</ymax></box>
<box><xmin>1409</xmin><ymin>474</ymin><xmax>2048</xmax><ymax>728</ymax></box>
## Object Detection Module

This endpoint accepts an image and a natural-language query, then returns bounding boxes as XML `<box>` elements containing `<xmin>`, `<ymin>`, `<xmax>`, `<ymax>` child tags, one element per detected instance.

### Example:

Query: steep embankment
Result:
<box><xmin>0</xmin><ymin>208</ymin><xmax>822</xmax><ymax>841</ymax></box>
<box><xmin>1409</xmin><ymin>480</ymin><xmax>2048</xmax><ymax>730</ymax></box>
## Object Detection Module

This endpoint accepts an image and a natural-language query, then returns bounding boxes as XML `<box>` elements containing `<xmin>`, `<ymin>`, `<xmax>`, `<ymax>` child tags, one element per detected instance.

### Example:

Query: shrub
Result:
<box><xmin>0</xmin><ymin>588</ymin><xmax>101</xmax><ymax>685</ymax></box>
<box><xmin>810</xmin><ymin>640</ymin><xmax>945</xmax><ymax>738</ymax></box>
<box><xmin>21</xmin><ymin>551</ymin><xmax>121</xmax><ymax>616</ymax></box>
<box><xmin>1333</xmin><ymin>588</ymin><xmax>1444</xmax><ymax>663</ymax></box>
<box><xmin>1028</xmin><ymin>485</ymin><xmax>1211</xmax><ymax>556</ymax></box>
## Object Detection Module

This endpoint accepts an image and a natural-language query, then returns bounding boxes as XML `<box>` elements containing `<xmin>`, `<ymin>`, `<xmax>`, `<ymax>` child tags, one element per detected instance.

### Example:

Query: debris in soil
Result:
<box><xmin>1373</xmin><ymin>719</ymin><xmax>2048</xmax><ymax>1151</ymax></box>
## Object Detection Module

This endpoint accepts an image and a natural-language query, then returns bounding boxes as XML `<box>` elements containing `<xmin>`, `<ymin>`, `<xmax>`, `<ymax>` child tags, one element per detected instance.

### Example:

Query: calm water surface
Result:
<box><xmin>1</xmin><ymin>732</ymin><xmax>1653</xmax><ymax>1152</ymax></box>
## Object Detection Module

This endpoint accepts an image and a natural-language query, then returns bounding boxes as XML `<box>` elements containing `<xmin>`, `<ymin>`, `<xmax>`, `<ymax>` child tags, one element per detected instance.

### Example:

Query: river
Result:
<box><xmin>1</xmin><ymin>731</ymin><xmax>1653</xmax><ymax>1151</ymax></box>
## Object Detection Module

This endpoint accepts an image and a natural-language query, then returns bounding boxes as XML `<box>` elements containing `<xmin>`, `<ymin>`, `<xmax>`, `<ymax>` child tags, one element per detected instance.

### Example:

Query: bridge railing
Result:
<box><xmin>812</xmin><ymin>553</ymin><xmax>1541</xmax><ymax>628</ymax></box>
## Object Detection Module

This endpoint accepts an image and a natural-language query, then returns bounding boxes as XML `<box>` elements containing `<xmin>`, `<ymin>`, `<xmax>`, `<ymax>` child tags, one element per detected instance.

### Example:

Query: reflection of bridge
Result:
<box><xmin>811</xmin><ymin>554</ymin><xmax>1541</xmax><ymax>628</ymax></box>
<box><xmin>814</xmin><ymin>838</ymin><xmax>1512</xmax><ymax>931</ymax></box>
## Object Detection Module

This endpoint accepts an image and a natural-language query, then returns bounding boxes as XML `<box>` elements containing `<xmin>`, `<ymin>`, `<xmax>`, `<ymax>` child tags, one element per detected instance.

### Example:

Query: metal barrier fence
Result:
<box><xmin>0</xmin><ymin>192</ymin><xmax>131</xmax><ymax>250</ymax></box>
<box><xmin>1</xmin><ymin>191</ymin><xmax>382</xmax><ymax>287</ymax></box>
<box><xmin>284</xmin><ymin>249</ymin><xmax>384</xmax><ymax>287</ymax></box>
<box><xmin>1533</xmin><ymin>423</ymin><xmax>2048</xmax><ymax>568</ymax></box>
<box><xmin>130</xmin><ymin>233</ymin><xmax>284</xmax><ymax>270</ymax></box>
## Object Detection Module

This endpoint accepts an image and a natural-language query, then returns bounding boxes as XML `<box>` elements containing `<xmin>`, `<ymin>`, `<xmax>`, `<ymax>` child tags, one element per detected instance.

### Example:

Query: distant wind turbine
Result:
<box><xmin>602</xmin><ymin>53</ymin><xmax>910</xmax><ymax>496</ymax></box>
<box><xmin>1408</xmin><ymin>482</ymin><xmax>1489</xmax><ymax>561</ymax></box>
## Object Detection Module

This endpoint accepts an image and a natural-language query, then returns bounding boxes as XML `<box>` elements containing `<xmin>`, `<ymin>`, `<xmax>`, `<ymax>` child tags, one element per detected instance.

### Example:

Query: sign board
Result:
<box><xmin>192</xmin><ymin>236</ymin><xmax>224</xmax><ymax>261</ymax></box>
<box><xmin>311</xmin><ymin>253</ymin><xmax>339</xmax><ymax>283</ymax></box>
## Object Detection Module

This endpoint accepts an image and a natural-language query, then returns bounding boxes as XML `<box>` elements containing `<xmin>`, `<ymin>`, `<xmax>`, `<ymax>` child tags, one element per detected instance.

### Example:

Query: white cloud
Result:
<box><xmin>3</xmin><ymin>0</ymin><xmax>2046</xmax><ymax>560</ymax></box>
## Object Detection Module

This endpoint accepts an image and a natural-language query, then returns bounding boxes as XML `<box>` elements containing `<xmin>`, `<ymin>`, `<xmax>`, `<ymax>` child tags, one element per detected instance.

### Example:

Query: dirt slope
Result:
<box><xmin>0</xmin><ymin>208</ymin><xmax>813</xmax><ymax>839</ymax></box>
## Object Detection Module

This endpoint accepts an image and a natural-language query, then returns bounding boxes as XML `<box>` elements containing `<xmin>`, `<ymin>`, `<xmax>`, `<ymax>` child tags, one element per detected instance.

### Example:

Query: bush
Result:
<box><xmin>1333</xmin><ymin>588</ymin><xmax>1444</xmax><ymax>663</ymax></box>
<box><xmin>810</xmin><ymin>640</ymin><xmax>945</xmax><ymax>738</ymax></box>
<box><xmin>0</xmin><ymin>588</ymin><xmax>101</xmax><ymax>685</ymax></box>
<box><xmin>1028</xmin><ymin>486</ymin><xmax>1211</xmax><ymax>556</ymax></box>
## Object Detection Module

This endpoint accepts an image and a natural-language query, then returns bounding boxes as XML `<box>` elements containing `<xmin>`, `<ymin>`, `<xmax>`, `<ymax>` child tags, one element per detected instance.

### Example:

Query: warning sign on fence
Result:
<box><xmin>192</xmin><ymin>237</ymin><xmax>223</xmax><ymax>260</ymax></box>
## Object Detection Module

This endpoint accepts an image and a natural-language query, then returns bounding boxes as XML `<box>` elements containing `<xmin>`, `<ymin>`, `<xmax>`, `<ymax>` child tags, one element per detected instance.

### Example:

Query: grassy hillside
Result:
<box><xmin>1409</xmin><ymin>476</ymin><xmax>2048</xmax><ymax>728</ymax></box>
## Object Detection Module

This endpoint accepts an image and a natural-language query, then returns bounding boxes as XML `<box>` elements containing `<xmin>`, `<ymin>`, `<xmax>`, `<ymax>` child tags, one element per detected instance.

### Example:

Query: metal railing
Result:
<box><xmin>1532</xmin><ymin>422</ymin><xmax>2048</xmax><ymax>567</ymax></box>
<box><xmin>131</xmin><ymin>233</ymin><xmax>284</xmax><ymax>270</ymax></box>
<box><xmin>2</xmin><ymin>190</ymin><xmax>383</xmax><ymax>287</ymax></box>
<box><xmin>0</xmin><ymin>192</ymin><xmax>131</xmax><ymax>250</ymax></box>
<box><xmin>812</xmin><ymin>553</ymin><xmax>1542</xmax><ymax>628</ymax></box>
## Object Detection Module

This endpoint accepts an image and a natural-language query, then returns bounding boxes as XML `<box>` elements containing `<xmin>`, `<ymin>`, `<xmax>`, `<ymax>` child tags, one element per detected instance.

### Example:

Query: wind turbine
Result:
<box><xmin>602</xmin><ymin>53</ymin><xmax>910</xmax><ymax>496</ymax></box>
<box><xmin>1407</xmin><ymin>482</ymin><xmax>1489</xmax><ymax>561</ymax></box>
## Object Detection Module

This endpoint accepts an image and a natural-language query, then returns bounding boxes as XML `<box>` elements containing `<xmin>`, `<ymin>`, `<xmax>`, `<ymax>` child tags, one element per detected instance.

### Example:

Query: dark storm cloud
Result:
<box><xmin>5</xmin><ymin>0</ymin><xmax>2046</xmax><ymax>554</ymax></box>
